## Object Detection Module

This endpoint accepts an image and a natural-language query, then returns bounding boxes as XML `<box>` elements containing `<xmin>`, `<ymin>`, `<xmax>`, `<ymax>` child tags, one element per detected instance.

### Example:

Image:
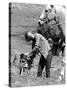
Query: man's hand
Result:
<box><xmin>34</xmin><ymin>45</ymin><xmax>41</xmax><ymax>53</ymax></box>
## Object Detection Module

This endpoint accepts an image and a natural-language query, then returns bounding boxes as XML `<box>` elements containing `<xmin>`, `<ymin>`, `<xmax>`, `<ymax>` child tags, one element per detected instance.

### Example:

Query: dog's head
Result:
<box><xmin>19</xmin><ymin>53</ymin><xmax>28</xmax><ymax>68</ymax></box>
<box><xmin>19</xmin><ymin>53</ymin><xmax>33</xmax><ymax>70</ymax></box>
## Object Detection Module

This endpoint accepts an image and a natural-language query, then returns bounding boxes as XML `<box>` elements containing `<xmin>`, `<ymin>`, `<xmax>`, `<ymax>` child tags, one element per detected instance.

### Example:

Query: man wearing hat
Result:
<box><xmin>25</xmin><ymin>32</ymin><xmax>53</xmax><ymax>78</ymax></box>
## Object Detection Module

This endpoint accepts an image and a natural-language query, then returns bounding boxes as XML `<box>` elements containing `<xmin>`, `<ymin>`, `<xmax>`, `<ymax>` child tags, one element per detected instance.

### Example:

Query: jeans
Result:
<box><xmin>37</xmin><ymin>50</ymin><xmax>52</xmax><ymax>78</ymax></box>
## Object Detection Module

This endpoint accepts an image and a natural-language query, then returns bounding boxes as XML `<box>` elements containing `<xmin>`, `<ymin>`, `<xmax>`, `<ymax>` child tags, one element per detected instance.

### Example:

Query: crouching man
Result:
<box><xmin>25</xmin><ymin>32</ymin><xmax>53</xmax><ymax>78</ymax></box>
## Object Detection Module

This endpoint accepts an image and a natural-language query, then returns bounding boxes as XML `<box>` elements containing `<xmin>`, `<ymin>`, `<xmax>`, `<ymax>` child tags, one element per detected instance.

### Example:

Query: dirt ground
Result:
<box><xmin>10</xmin><ymin>3</ymin><xmax>65</xmax><ymax>87</ymax></box>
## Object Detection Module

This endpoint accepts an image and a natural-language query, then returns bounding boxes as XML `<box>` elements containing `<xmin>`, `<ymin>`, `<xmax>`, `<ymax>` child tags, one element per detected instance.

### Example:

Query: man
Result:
<box><xmin>25</xmin><ymin>31</ymin><xmax>53</xmax><ymax>78</ymax></box>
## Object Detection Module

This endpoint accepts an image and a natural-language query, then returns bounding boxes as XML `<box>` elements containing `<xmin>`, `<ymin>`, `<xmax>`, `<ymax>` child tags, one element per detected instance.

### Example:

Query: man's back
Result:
<box><xmin>34</xmin><ymin>33</ymin><xmax>51</xmax><ymax>58</ymax></box>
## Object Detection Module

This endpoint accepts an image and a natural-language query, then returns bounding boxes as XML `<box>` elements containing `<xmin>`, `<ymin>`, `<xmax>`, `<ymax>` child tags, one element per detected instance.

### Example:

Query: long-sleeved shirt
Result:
<box><xmin>34</xmin><ymin>33</ymin><xmax>51</xmax><ymax>58</ymax></box>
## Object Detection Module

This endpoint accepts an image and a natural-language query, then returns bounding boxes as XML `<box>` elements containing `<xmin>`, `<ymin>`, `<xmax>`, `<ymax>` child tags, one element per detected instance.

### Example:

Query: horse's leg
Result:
<box><xmin>62</xmin><ymin>46</ymin><xmax>65</xmax><ymax>56</ymax></box>
<box><xmin>53</xmin><ymin>44</ymin><xmax>57</xmax><ymax>55</ymax></box>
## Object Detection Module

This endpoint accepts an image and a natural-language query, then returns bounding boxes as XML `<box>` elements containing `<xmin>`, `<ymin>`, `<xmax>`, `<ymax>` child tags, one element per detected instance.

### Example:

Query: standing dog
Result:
<box><xmin>19</xmin><ymin>53</ymin><xmax>33</xmax><ymax>75</ymax></box>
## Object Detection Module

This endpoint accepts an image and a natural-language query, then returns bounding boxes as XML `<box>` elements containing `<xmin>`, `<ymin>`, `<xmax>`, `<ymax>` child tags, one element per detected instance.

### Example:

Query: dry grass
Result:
<box><xmin>10</xmin><ymin>3</ymin><xmax>65</xmax><ymax>87</ymax></box>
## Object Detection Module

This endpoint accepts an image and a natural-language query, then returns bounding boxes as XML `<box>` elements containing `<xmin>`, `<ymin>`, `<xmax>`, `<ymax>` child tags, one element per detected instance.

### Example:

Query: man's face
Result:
<box><xmin>28</xmin><ymin>32</ymin><xmax>35</xmax><ymax>39</ymax></box>
<box><xmin>48</xmin><ymin>38</ymin><xmax>53</xmax><ymax>48</ymax></box>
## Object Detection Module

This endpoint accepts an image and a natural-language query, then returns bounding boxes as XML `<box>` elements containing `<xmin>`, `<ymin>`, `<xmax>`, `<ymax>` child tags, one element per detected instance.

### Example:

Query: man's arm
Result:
<box><xmin>35</xmin><ymin>34</ymin><xmax>40</xmax><ymax>46</ymax></box>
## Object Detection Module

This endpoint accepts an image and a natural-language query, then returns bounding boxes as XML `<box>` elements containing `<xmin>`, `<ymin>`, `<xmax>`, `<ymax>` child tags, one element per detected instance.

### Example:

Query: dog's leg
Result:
<box><xmin>21</xmin><ymin>68</ymin><xmax>23</xmax><ymax>76</ymax></box>
<box><xmin>19</xmin><ymin>68</ymin><xmax>23</xmax><ymax>75</ymax></box>
<box><xmin>25</xmin><ymin>68</ymin><xmax>29</xmax><ymax>78</ymax></box>
<box><xmin>23</xmin><ymin>68</ymin><xmax>25</xmax><ymax>72</ymax></box>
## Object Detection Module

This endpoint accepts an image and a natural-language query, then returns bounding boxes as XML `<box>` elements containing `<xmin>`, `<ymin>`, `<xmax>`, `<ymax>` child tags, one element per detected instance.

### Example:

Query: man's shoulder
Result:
<box><xmin>35</xmin><ymin>33</ymin><xmax>44</xmax><ymax>37</ymax></box>
<box><xmin>35</xmin><ymin>33</ymin><xmax>47</xmax><ymax>41</ymax></box>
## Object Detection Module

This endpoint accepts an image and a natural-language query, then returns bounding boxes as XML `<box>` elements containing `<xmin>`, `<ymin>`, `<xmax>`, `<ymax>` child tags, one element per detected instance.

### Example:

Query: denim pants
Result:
<box><xmin>37</xmin><ymin>50</ymin><xmax>53</xmax><ymax>78</ymax></box>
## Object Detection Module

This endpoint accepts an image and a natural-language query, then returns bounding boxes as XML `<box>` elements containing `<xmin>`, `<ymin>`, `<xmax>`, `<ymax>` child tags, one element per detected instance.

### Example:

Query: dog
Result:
<box><xmin>19</xmin><ymin>53</ymin><xmax>28</xmax><ymax>75</ymax></box>
<box><xmin>19</xmin><ymin>53</ymin><xmax>33</xmax><ymax>75</ymax></box>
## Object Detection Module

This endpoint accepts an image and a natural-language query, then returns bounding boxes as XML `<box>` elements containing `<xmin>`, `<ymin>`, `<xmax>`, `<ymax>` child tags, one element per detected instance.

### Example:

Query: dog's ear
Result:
<box><xmin>20</xmin><ymin>53</ymin><xmax>25</xmax><ymax>59</ymax></box>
